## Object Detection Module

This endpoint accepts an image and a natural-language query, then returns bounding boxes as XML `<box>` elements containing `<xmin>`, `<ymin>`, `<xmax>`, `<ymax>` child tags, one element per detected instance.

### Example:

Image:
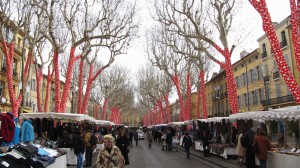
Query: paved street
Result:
<box><xmin>68</xmin><ymin>140</ymin><xmax>241</xmax><ymax>168</ymax></box>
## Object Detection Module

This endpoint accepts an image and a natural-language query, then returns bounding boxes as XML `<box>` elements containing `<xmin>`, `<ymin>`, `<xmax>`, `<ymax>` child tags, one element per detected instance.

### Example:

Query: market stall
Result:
<box><xmin>229</xmin><ymin>107</ymin><xmax>300</xmax><ymax>167</ymax></box>
<box><xmin>20</xmin><ymin>112</ymin><xmax>96</xmax><ymax>166</ymax></box>
<box><xmin>192</xmin><ymin>117</ymin><xmax>237</xmax><ymax>159</ymax></box>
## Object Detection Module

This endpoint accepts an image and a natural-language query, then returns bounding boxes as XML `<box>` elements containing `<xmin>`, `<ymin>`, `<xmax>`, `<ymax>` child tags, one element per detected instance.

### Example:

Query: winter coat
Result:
<box><xmin>183</xmin><ymin>135</ymin><xmax>192</xmax><ymax>148</ymax></box>
<box><xmin>83</xmin><ymin>131</ymin><xmax>92</xmax><ymax>147</ymax></box>
<box><xmin>253</xmin><ymin>135</ymin><xmax>271</xmax><ymax>160</ymax></box>
<box><xmin>0</xmin><ymin>113</ymin><xmax>15</xmax><ymax>143</ymax></box>
<box><xmin>21</xmin><ymin>120</ymin><xmax>34</xmax><ymax>142</ymax></box>
<box><xmin>72</xmin><ymin>133</ymin><xmax>85</xmax><ymax>155</ymax></box>
<box><xmin>134</xmin><ymin>132</ymin><xmax>138</xmax><ymax>141</ymax></box>
<box><xmin>236</xmin><ymin>134</ymin><xmax>246</xmax><ymax>156</ymax></box>
<box><xmin>96</xmin><ymin>145</ymin><xmax>125</xmax><ymax>168</ymax></box>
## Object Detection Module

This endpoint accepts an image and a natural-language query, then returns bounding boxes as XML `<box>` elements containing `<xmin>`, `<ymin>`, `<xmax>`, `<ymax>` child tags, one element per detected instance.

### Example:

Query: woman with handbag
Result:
<box><xmin>253</xmin><ymin>129</ymin><xmax>271</xmax><ymax>168</ymax></box>
<box><xmin>116</xmin><ymin>131</ymin><xmax>130</xmax><ymax>165</ymax></box>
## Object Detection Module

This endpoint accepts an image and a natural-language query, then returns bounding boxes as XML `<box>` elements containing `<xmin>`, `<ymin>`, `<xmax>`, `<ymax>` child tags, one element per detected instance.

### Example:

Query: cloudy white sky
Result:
<box><xmin>113</xmin><ymin>0</ymin><xmax>291</xmax><ymax>76</ymax></box>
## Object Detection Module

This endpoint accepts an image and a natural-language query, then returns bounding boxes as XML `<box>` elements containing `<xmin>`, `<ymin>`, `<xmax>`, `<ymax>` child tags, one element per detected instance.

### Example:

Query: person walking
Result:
<box><xmin>83</xmin><ymin>127</ymin><xmax>93</xmax><ymax>167</ymax></box>
<box><xmin>245</xmin><ymin>128</ymin><xmax>256</xmax><ymax>168</ymax></box>
<box><xmin>134</xmin><ymin>130</ymin><xmax>139</xmax><ymax>146</ymax></box>
<box><xmin>182</xmin><ymin>132</ymin><xmax>193</xmax><ymax>159</ymax></box>
<box><xmin>161</xmin><ymin>131</ymin><xmax>167</xmax><ymax>150</ymax></box>
<box><xmin>72</xmin><ymin>126</ymin><xmax>85</xmax><ymax>168</ymax></box>
<box><xmin>166</xmin><ymin>130</ymin><xmax>173</xmax><ymax>151</ymax></box>
<box><xmin>147</xmin><ymin>130</ymin><xmax>153</xmax><ymax>148</ymax></box>
<box><xmin>253</xmin><ymin>129</ymin><xmax>271</xmax><ymax>168</ymax></box>
<box><xmin>202</xmin><ymin>130</ymin><xmax>211</xmax><ymax>157</ymax></box>
<box><xmin>236</xmin><ymin>130</ymin><xmax>247</xmax><ymax>165</ymax></box>
<box><xmin>96</xmin><ymin>134</ymin><xmax>125</xmax><ymax>168</ymax></box>
<box><xmin>128</xmin><ymin>130</ymin><xmax>134</xmax><ymax>147</ymax></box>
<box><xmin>116</xmin><ymin>131</ymin><xmax>130</xmax><ymax>165</ymax></box>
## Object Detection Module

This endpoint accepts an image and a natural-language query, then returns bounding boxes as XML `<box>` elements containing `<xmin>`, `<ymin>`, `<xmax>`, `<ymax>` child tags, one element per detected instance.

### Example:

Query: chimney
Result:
<box><xmin>240</xmin><ymin>50</ymin><xmax>248</xmax><ymax>59</ymax></box>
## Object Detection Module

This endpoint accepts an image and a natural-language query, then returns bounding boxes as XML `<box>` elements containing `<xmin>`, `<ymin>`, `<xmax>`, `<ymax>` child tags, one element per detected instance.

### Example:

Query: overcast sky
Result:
<box><xmin>113</xmin><ymin>0</ymin><xmax>291</xmax><ymax>76</ymax></box>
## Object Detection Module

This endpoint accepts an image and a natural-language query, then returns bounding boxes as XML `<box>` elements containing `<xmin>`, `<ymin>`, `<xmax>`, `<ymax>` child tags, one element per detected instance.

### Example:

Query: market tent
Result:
<box><xmin>197</xmin><ymin>117</ymin><xmax>230</xmax><ymax>123</ymax></box>
<box><xmin>229</xmin><ymin>111</ymin><xmax>274</xmax><ymax>122</ymax></box>
<box><xmin>20</xmin><ymin>112</ymin><xmax>96</xmax><ymax>122</ymax></box>
<box><xmin>167</xmin><ymin>122</ymin><xmax>184</xmax><ymax>126</ymax></box>
<box><xmin>95</xmin><ymin>120</ymin><xmax>111</xmax><ymax>125</ymax></box>
<box><xmin>271</xmin><ymin>105</ymin><xmax>300</xmax><ymax>120</ymax></box>
<box><xmin>20</xmin><ymin>112</ymin><xmax>52</xmax><ymax>119</ymax></box>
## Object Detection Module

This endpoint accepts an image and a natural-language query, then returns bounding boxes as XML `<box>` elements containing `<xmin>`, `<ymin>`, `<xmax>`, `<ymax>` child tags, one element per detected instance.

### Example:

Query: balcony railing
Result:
<box><xmin>273</xmin><ymin>71</ymin><xmax>280</xmax><ymax>79</ymax></box>
<box><xmin>280</xmin><ymin>40</ymin><xmax>287</xmax><ymax>48</ymax></box>
<box><xmin>261</xmin><ymin>51</ymin><xmax>267</xmax><ymax>59</ymax></box>
<box><xmin>261</xmin><ymin>95</ymin><xmax>294</xmax><ymax>106</ymax></box>
<box><xmin>263</xmin><ymin>76</ymin><xmax>269</xmax><ymax>83</ymax></box>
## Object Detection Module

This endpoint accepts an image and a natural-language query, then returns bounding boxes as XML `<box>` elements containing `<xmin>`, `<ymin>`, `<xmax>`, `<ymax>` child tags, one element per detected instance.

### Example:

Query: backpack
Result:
<box><xmin>90</xmin><ymin>134</ymin><xmax>98</xmax><ymax>145</ymax></box>
<box><xmin>240</xmin><ymin>134</ymin><xmax>247</xmax><ymax>148</ymax></box>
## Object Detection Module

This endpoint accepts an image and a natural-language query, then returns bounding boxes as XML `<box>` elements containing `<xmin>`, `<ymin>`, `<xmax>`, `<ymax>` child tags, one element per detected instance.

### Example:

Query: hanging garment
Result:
<box><xmin>0</xmin><ymin>112</ymin><xmax>15</xmax><ymax>143</ymax></box>
<box><xmin>21</xmin><ymin>120</ymin><xmax>34</xmax><ymax>142</ymax></box>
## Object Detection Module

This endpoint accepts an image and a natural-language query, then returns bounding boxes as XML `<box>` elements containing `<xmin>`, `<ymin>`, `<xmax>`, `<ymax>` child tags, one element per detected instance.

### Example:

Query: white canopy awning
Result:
<box><xmin>198</xmin><ymin>117</ymin><xmax>230</xmax><ymax>123</ymax></box>
<box><xmin>95</xmin><ymin>120</ymin><xmax>111</xmax><ymax>125</ymax></box>
<box><xmin>167</xmin><ymin>122</ymin><xmax>184</xmax><ymax>126</ymax></box>
<box><xmin>20</xmin><ymin>112</ymin><xmax>96</xmax><ymax>122</ymax></box>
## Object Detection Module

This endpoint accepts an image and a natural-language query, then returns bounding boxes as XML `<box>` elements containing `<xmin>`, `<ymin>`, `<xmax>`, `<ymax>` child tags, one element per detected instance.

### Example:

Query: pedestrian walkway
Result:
<box><xmin>67</xmin><ymin>140</ymin><xmax>241</xmax><ymax>168</ymax></box>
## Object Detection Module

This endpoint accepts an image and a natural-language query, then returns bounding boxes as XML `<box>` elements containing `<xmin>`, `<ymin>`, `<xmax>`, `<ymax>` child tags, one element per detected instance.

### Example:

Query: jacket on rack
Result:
<box><xmin>0</xmin><ymin>112</ymin><xmax>15</xmax><ymax>143</ymax></box>
<box><xmin>21</xmin><ymin>120</ymin><xmax>34</xmax><ymax>142</ymax></box>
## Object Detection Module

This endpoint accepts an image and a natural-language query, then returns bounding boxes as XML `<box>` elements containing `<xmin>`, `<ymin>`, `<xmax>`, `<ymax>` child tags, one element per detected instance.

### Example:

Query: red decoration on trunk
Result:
<box><xmin>1</xmin><ymin>42</ymin><xmax>29</xmax><ymax>117</ymax></box>
<box><xmin>164</xmin><ymin>94</ymin><xmax>171</xmax><ymax>123</ymax></box>
<box><xmin>44</xmin><ymin>68</ymin><xmax>54</xmax><ymax>112</ymax></box>
<box><xmin>249</xmin><ymin>0</ymin><xmax>300</xmax><ymax>104</ymax></box>
<box><xmin>172</xmin><ymin>74</ymin><xmax>185</xmax><ymax>121</ymax></box>
<box><xmin>185</xmin><ymin>74</ymin><xmax>191</xmax><ymax>120</ymax></box>
<box><xmin>101</xmin><ymin>98</ymin><xmax>108</xmax><ymax>120</ymax></box>
<box><xmin>289</xmin><ymin>0</ymin><xmax>300</xmax><ymax>72</ymax></box>
<box><xmin>212</xmin><ymin>44</ymin><xmax>239</xmax><ymax>114</ymax></box>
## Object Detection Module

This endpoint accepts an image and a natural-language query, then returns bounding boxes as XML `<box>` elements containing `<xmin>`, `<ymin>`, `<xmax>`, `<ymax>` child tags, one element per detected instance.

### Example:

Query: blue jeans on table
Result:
<box><xmin>76</xmin><ymin>152</ymin><xmax>84</xmax><ymax>168</ymax></box>
<box><xmin>259</xmin><ymin>159</ymin><xmax>267</xmax><ymax>168</ymax></box>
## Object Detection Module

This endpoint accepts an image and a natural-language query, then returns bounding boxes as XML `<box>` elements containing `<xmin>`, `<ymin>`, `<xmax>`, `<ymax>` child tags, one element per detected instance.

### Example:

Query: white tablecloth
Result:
<box><xmin>47</xmin><ymin>154</ymin><xmax>66</xmax><ymax>168</ymax></box>
<box><xmin>60</xmin><ymin>148</ymin><xmax>85</xmax><ymax>165</ymax></box>
<box><xmin>195</xmin><ymin>141</ymin><xmax>204</xmax><ymax>151</ymax></box>
<box><xmin>255</xmin><ymin>152</ymin><xmax>300</xmax><ymax>168</ymax></box>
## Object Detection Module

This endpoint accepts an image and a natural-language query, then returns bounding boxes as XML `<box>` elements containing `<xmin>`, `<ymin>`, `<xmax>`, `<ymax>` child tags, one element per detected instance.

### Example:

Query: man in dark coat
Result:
<box><xmin>134</xmin><ymin>131</ymin><xmax>139</xmax><ymax>146</ymax></box>
<box><xmin>128</xmin><ymin>130</ymin><xmax>134</xmax><ymax>147</ymax></box>
<box><xmin>116</xmin><ymin>131</ymin><xmax>130</xmax><ymax>165</ymax></box>
<box><xmin>245</xmin><ymin>128</ymin><xmax>256</xmax><ymax>168</ymax></box>
<box><xmin>182</xmin><ymin>132</ymin><xmax>193</xmax><ymax>159</ymax></box>
<box><xmin>72</xmin><ymin>126</ymin><xmax>85</xmax><ymax>168</ymax></box>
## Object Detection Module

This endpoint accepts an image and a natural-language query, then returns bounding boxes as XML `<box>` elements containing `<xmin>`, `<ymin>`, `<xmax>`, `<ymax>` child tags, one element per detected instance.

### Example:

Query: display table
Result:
<box><xmin>209</xmin><ymin>143</ymin><xmax>236</xmax><ymax>159</ymax></box>
<box><xmin>255</xmin><ymin>152</ymin><xmax>300</xmax><ymax>168</ymax></box>
<box><xmin>6</xmin><ymin>150</ymin><xmax>67</xmax><ymax>168</ymax></box>
<box><xmin>195</xmin><ymin>141</ymin><xmax>204</xmax><ymax>151</ymax></box>
<box><xmin>47</xmin><ymin>154</ymin><xmax>67</xmax><ymax>168</ymax></box>
<box><xmin>60</xmin><ymin>148</ymin><xmax>85</xmax><ymax>166</ymax></box>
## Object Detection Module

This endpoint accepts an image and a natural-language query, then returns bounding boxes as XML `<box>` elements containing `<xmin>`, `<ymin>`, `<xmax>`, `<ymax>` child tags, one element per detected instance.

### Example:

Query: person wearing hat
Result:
<box><xmin>96</xmin><ymin>134</ymin><xmax>125</xmax><ymax>168</ymax></box>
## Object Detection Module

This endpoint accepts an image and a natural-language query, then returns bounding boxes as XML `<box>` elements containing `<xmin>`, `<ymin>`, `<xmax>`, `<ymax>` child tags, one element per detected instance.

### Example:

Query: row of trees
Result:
<box><xmin>0</xmin><ymin>0</ymin><xmax>138</xmax><ymax>119</ymax></box>
<box><xmin>138</xmin><ymin>0</ymin><xmax>300</xmax><ymax>124</ymax></box>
